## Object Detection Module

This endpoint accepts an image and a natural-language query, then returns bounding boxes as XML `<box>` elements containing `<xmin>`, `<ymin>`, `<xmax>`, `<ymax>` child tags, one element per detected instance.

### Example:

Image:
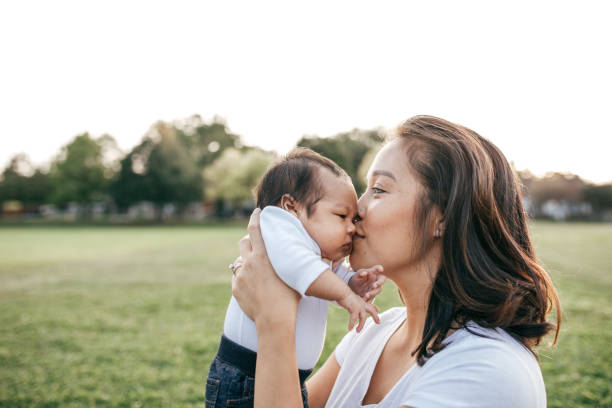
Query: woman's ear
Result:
<box><xmin>434</xmin><ymin>216</ymin><xmax>445</xmax><ymax>239</ymax></box>
<box><xmin>280</xmin><ymin>194</ymin><xmax>300</xmax><ymax>216</ymax></box>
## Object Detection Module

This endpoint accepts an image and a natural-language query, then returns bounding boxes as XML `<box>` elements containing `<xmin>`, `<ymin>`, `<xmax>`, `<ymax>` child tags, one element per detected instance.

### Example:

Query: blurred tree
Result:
<box><xmin>111</xmin><ymin>139</ymin><xmax>154</xmax><ymax>210</ymax></box>
<box><xmin>0</xmin><ymin>154</ymin><xmax>52</xmax><ymax>211</ymax></box>
<box><xmin>25</xmin><ymin>169</ymin><xmax>53</xmax><ymax>208</ymax></box>
<box><xmin>111</xmin><ymin>121</ymin><xmax>203</xmax><ymax>213</ymax></box>
<box><xmin>49</xmin><ymin>133</ymin><xmax>118</xmax><ymax>208</ymax></box>
<box><xmin>147</xmin><ymin>122</ymin><xmax>203</xmax><ymax>210</ymax></box>
<box><xmin>0</xmin><ymin>154</ymin><xmax>30</xmax><ymax>204</ymax></box>
<box><xmin>527</xmin><ymin>172</ymin><xmax>586</xmax><ymax>207</ymax></box>
<box><xmin>97</xmin><ymin>134</ymin><xmax>123</xmax><ymax>177</ymax></box>
<box><xmin>357</xmin><ymin>145</ymin><xmax>383</xmax><ymax>190</ymax></box>
<box><xmin>174</xmin><ymin>114</ymin><xmax>243</xmax><ymax>168</ymax></box>
<box><xmin>204</xmin><ymin>148</ymin><xmax>273</xmax><ymax>215</ymax></box>
<box><xmin>583</xmin><ymin>183</ymin><xmax>612</xmax><ymax>212</ymax></box>
<box><xmin>516</xmin><ymin>169</ymin><xmax>536</xmax><ymax>195</ymax></box>
<box><xmin>297</xmin><ymin>128</ymin><xmax>385</xmax><ymax>194</ymax></box>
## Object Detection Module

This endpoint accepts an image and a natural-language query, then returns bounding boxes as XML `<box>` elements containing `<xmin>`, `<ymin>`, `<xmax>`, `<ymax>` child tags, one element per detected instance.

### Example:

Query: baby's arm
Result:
<box><xmin>306</xmin><ymin>269</ymin><xmax>379</xmax><ymax>332</ymax></box>
<box><xmin>305</xmin><ymin>268</ymin><xmax>352</xmax><ymax>302</ymax></box>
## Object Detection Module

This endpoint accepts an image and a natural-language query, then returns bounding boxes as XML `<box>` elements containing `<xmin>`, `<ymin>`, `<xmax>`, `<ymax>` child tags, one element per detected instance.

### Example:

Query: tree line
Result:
<box><xmin>0</xmin><ymin>115</ymin><xmax>385</xmax><ymax>220</ymax></box>
<box><xmin>1</xmin><ymin>114</ymin><xmax>611</xmax><ymax>221</ymax></box>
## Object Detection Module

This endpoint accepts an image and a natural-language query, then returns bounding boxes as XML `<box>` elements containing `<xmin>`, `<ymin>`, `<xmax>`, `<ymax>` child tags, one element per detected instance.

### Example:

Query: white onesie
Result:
<box><xmin>223</xmin><ymin>206</ymin><xmax>354</xmax><ymax>370</ymax></box>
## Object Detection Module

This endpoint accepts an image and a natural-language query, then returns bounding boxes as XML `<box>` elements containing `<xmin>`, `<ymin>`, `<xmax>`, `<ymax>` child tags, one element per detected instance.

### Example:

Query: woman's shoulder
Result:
<box><xmin>359</xmin><ymin>306</ymin><xmax>405</xmax><ymax>333</ymax></box>
<box><xmin>378</xmin><ymin>306</ymin><xmax>406</xmax><ymax>322</ymax></box>
<box><xmin>435</xmin><ymin>322</ymin><xmax>543</xmax><ymax>374</ymax></box>
<box><xmin>378</xmin><ymin>306</ymin><xmax>406</xmax><ymax>324</ymax></box>
<box><xmin>334</xmin><ymin>307</ymin><xmax>406</xmax><ymax>366</ymax></box>
<box><xmin>342</xmin><ymin>307</ymin><xmax>405</xmax><ymax>342</ymax></box>
<box><xmin>407</xmin><ymin>322</ymin><xmax>546</xmax><ymax>407</ymax></box>
<box><xmin>443</xmin><ymin>322</ymin><xmax>539</xmax><ymax>361</ymax></box>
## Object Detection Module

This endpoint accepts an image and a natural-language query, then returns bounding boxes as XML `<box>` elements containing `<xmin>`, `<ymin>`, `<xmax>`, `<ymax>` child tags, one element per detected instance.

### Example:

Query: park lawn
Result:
<box><xmin>0</xmin><ymin>222</ymin><xmax>610</xmax><ymax>407</ymax></box>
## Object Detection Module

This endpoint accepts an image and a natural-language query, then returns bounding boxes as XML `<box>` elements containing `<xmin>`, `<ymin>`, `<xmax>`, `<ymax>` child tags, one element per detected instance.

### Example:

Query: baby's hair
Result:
<box><xmin>255</xmin><ymin>147</ymin><xmax>349</xmax><ymax>217</ymax></box>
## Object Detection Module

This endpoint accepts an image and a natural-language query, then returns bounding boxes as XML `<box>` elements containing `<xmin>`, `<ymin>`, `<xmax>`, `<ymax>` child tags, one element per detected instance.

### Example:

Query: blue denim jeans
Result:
<box><xmin>205</xmin><ymin>335</ymin><xmax>311</xmax><ymax>408</ymax></box>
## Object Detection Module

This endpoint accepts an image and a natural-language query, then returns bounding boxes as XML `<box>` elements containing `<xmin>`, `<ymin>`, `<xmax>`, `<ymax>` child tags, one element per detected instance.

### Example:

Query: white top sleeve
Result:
<box><xmin>333</xmin><ymin>326</ymin><xmax>358</xmax><ymax>367</ymax></box>
<box><xmin>402</xmin><ymin>337</ymin><xmax>544</xmax><ymax>408</ymax></box>
<box><xmin>259</xmin><ymin>206</ymin><xmax>330</xmax><ymax>297</ymax></box>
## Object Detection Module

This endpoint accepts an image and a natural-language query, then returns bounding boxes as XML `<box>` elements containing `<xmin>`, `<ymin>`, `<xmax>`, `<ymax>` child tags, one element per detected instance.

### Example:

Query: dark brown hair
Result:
<box><xmin>255</xmin><ymin>147</ymin><xmax>349</xmax><ymax>216</ymax></box>
<box><xmin>396</xmin><ymin>115</ymin><xmax>561</xmax><ymax>365</ymax></box>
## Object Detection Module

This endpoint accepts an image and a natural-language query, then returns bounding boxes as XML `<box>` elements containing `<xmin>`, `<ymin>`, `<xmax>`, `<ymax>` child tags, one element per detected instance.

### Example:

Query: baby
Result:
<box><xmin>206</xmin><ymin>148</ymin><xmax>384</xmax><ymax>408</ymax></box>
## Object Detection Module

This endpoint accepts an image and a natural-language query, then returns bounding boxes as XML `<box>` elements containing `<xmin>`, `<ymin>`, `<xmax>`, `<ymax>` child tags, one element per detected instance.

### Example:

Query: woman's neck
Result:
<box><xmin>393</xmin><ymin>254</ymin><xmax>439</xmax><ymax>347</ymax></box>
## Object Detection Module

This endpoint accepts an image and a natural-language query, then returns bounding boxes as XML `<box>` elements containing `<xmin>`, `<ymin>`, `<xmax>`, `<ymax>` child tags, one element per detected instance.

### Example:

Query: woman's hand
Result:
<box><xmin>232</xmin><ymin>208</ymin><xmax>301</xmax><ymax>330</ymax></box>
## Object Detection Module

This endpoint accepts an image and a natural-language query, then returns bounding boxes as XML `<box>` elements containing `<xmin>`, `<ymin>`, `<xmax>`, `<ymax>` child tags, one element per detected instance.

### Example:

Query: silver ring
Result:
<box><xmin>229</xmin><ymin>263</ymin><xmax>241</xmax><ymax>274</ymax></box>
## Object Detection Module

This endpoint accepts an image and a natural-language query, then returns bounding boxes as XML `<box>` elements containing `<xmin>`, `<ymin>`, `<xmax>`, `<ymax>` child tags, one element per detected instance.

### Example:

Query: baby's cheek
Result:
<box><xmin>319</xmin><ymin>241</ymin><xmax>336</xmax><ymax>260</ymax></box>
<box><xmin>321</xmin><ymin>235</ymin><xmax>341</xmax><ymax>259</ymax></box>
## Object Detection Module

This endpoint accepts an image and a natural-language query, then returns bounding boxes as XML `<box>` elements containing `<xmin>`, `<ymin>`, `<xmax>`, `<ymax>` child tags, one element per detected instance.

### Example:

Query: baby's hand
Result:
<box><xmin>348</xmin><ymin>265</ymin><xmax>386</xmax><ymax>303</ymax></box>
<box><xmin>337</xmin><ymin>291</ymin><xmax>380</xmax><ymax>332</ymax></box>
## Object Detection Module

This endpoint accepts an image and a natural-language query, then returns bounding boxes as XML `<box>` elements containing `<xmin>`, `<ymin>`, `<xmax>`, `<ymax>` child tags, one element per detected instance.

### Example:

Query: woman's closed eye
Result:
<box><xmin>371</xmin><ymin>187</ymin><xmax>385</xmax><ymax>194</ymax></box>
<box><xmin>335</xmin><ymin>214</ymin><xmax>347</xmax><ymax>219</ymax></box>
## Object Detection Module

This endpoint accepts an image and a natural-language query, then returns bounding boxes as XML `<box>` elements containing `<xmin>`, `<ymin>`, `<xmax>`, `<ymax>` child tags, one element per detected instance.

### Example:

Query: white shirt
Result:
<box><xmin>223</xmin><ymin>206</ymin><xmax>355</xmax><ymax>370</ymax></box>
<box><xmin>327</xmin><ymin>307</ymin><xmax>546</xmax><ymax>408</ymax></box>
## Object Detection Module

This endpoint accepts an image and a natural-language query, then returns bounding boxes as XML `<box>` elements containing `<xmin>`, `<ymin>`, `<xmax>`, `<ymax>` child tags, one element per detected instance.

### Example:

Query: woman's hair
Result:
<box><xmin>255</xmin><ymin>147</ymin><xmax>349</xmax><ymax>216</ymax></box>
<box><xmin>396</xmin><ymin>115</ymin><xmax>561</xmax><ymax>365</ymax></box>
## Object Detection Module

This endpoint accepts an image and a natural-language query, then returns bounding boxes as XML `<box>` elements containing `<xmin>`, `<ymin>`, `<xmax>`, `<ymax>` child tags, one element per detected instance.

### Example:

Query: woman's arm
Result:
<box><xmin>254</xmin><ymin>312</ymin><xmax>303</xmax><ymax>408</ymax></box>
<box><xmin>231</xmin><ymin>209</ymin><xmax>304</xmax><ymax>408</ymax></box>
<box><xmin>305</xmin><ymin>352</ymin><xmax>341</xmax><ymax>408</ymax></box>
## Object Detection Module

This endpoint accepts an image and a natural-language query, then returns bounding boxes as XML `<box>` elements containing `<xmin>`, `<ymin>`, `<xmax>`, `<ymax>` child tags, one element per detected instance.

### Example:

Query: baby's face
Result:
<box><xmin>298</xmin><ymin>168</ymin><xmax>358</xmax><ymax>261</ymax></box>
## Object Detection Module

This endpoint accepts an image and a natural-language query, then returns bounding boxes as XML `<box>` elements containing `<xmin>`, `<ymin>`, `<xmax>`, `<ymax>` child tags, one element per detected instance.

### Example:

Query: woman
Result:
<box><xmin>230</xmin><ymin>115</ymin><xmax>561</xmax><ymax>407</ymax></box>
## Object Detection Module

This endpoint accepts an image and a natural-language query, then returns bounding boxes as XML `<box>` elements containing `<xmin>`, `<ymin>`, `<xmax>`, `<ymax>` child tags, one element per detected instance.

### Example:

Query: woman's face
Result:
<box><xmin>350</xmin><ymin>139</ymin><xmax>427</xmax><ymax>273</ymax></box>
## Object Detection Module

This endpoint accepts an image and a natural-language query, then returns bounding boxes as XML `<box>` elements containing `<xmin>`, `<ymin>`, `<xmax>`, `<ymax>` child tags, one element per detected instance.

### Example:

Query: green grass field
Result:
<box><xmin>0</xmin><ymin>222</ymin><xmax>610</xmax><ymax>407</ymax></box>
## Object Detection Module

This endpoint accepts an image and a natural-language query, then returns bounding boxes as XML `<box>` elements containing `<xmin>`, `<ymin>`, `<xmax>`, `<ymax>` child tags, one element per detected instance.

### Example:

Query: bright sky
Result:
<box><xmin>1</xmin><ymin>1</ymin><xmax>610</xmax><ymax>183</ymax></box>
